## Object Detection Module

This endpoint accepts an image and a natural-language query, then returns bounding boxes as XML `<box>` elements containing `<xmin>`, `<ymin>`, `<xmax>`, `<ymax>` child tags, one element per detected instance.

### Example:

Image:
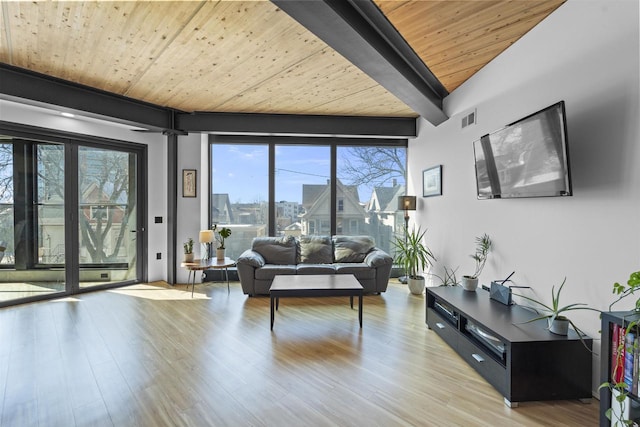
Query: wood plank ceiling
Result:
<box><xmin>0</xmin><ymin>0</ymin><xmax>564</xmax><ymax>120</ymax></box>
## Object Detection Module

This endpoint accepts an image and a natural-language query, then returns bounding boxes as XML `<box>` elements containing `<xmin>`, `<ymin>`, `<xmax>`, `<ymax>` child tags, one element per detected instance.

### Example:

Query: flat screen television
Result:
<box><xmin>473</xmin><ymin>101</ymin><xmax>572</xmax><ymax>199</ymax></box>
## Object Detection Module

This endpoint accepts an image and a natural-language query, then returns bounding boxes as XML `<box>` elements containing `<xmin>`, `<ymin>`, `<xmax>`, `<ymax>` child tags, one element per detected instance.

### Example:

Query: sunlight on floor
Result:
<box><xmin>108</xmin><ymin>283</ymin><xmax>210</xmax><ymax>300</ymax></box>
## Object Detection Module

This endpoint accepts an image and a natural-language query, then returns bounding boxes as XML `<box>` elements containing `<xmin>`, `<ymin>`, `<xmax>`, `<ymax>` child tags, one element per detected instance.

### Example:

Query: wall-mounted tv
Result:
<box><xmin>473</xmin><ymin>101</ymin><xmax>572</xmax><ymax>199</ymax></box>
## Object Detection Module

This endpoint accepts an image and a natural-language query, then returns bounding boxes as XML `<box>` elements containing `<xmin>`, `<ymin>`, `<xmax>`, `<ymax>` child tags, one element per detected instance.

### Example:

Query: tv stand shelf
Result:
<box><xmin>426</xmin><ymin>286</ymin><xmax>592</xmax><ymax>407</ymax></box>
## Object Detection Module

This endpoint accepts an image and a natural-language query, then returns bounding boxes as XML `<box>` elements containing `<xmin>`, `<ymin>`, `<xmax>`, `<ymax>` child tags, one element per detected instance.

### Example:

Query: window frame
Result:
<box><xmin>209</xmin><ymin>135</ymin><xmax>407</xmax><ymax>237</ymax></box>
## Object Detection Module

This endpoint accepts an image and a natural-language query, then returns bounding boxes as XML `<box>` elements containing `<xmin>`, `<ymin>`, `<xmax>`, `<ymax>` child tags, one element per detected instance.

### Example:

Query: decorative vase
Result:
<box><xmin>548</xmin><ymin>317</ymin><xmax>569</xmax><ymax>335</ymax></box>
<box><xmin>183</xmin><ymin>252</ymin><xmax>194</xmax><ymax>263</ymax></box>
<box><xmin>461</xmin><ymin>276</ymin><xmax>479</xmax><ymax>291</ymax></box>
<box><xmin>216</xmin><ymin>248</ymin><xmax>225</xmax><ymax>261</ymax></box>
<box><xmin>408</xmin><ymin>276</ymin><xmax>425</xmax><ymax>295</ymax></box>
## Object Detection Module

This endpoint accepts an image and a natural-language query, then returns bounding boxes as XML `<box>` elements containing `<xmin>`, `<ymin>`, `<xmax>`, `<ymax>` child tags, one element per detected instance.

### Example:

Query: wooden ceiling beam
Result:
<box><xmin>272</xmin><ymin>0</ymin><xmax>449</xmax><ymax>126</ymax></box>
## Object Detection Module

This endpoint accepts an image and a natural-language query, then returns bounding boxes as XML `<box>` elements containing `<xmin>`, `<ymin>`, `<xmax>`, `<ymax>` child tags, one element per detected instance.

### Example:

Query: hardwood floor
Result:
<box><xmin>0</xmin><ymin>280</ymin><xmax>598</xmax><ymax>426</ymax></box>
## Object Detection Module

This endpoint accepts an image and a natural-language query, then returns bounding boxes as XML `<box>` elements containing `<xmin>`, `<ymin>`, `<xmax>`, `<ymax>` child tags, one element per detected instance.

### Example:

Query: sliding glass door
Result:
<box><xmin>0</xmin><ymin>131</ymin><xmax>145</xmax><ymax>306</ymax></box>
<box><xmin>78</xmin><ymin>146</ymin><xmax>140</xmax><ymax>289</ymax></box>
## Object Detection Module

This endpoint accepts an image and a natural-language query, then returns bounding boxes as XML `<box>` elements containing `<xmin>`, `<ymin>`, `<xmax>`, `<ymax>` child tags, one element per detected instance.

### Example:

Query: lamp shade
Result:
<box><xmin>199</xmin><ymin>230</ymin><xmax>214</xmax><ymax>243</ymax></box>
<box><xmin>398</xmin><ymin>195</ymin><xmax>416</xmax><ymax>211</ymax></box>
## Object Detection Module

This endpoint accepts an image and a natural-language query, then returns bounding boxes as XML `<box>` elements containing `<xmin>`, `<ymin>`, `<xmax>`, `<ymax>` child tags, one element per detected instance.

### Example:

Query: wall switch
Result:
<box><xmin>155</xmin><ymin>216</ymin><xmax>163</xmax><ymax>223</ymax></box>
<box><xmin>156</xmin><ymin>252</ymin><xmax>162</xmax><ymax>260</ymax></box>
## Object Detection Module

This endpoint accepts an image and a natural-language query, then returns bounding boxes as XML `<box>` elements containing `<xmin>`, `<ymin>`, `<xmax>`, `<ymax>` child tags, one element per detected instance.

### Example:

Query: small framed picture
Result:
<box><xmin>422</xmin><ymin>165</ymin><xmax>442</xmax><ymax>197</ymax></box>
<box><xmin>182</xmin><ymin>169</ymin><xmax>197</xmax><ymax>198</ymax></box>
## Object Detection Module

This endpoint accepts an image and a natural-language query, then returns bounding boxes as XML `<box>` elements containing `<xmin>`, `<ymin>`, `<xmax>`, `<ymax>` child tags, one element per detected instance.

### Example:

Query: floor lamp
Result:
<box><xmin>397</xmin><ymin>195</ymin><xmax>416</xmax><ymax>284</ymax></box>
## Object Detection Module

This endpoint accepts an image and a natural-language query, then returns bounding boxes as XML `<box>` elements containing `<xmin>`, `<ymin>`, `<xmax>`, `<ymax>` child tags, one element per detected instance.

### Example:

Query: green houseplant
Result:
<box><xmin>461</xmin><ymin>233</ymin><xmax>492</xmax><ymax>291</ymax></box>
<box><xmin>212</xmin><ymin>224</ymin><xmax>232</xmax><ymax>260</ymax></box>
<box><xmin>513</xmin><ymin>277</ymin><xmax>600</xmax><ymax>336</ymax></box>
<box><xmin>393</xmin><ymin>226</ymin><xmax>436</xmax><ymax>295</ymax></box>
<box><xmin>431</xmin><ymin>265</ymin><xmax>459</xmax><ymax>287</ymax></box>
<box><xmin>183</xmin><ymin>237</ymin><xmax>194</xmax><ymax>262</ymax></box>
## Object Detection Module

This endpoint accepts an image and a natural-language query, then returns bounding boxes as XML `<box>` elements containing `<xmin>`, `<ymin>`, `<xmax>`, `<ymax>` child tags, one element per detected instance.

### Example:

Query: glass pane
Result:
<box><xmin>78</xmin><ymin>147</ymin><xmax>137</xmax><ymax>288</ymax></box>
<box><xmin>337</xmin><ymin>146</ymin><xmax>407</xmax><ymax>255</ymax></box>
<box><xmin>211</xmin><ymin>144</ymin><xmax>268</xmax><ymax>260</ymax></box>
<box><xmin>0</xmin><ymin>142</ymin><xmax>13</xmax><ymax>266</ymax></box>
<box><xmin>0</xmin><ymin>140</ymin><xmax>66</xmax><ymax>303</ymax></box>
<box><xmin>38</xmin><ymin>144</ymin><xmax>66</xmax><ymax>265</ymax></box>
<box><xmin>276</xmin><ymin>145</ymin><xmax>330</xmax><ymax>237</ymax></box>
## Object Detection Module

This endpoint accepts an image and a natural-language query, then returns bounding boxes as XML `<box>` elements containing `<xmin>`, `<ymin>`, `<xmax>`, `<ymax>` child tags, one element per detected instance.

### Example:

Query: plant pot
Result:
<box><xmin>216</xmin><ymin>248</ymin><xmax>225</xmax><ymax>261</ymax></box>
<box><xmin>461</xmin><ymin>276</ymin><xmax>478</xmax><ymax>291</ymax></box>
<box><xmin>548</xmin><ymin>317</ymin><xmax>569</xmax><ymax>335</ymax></box>
<box><xmin>183</xmin><ymin>252</ymin><xmax>194</xmax><ymax>263</ymax></box>
<box><xmin>408</xmin><ymin>276</ymin><xmax>425</xmax><ymax>295</ymax></box>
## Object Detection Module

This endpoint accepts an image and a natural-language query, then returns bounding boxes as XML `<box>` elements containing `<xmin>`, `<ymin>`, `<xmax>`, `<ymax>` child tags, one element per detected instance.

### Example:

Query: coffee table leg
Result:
<box><xmin>270</xmin><ymin>295</ymin><xmax>275</xmax><ymax>330</ymax></box>
<box><xmin>358</xmin><ymin>293</ymin><xmax>363</xmax><ymax>327</ymax></box>
<box><xmin>225</xmin><ymin>266</ymin><xmax>230</xmax><ymax>293</ymax></box>
<box><xmin>276</xmin><ymin>297</ymin><xmax>279</xmax><ymax>311</ymax></box>
<box><xmin>350</xmin><ymin>295</ymin><xmax>353</xmax><ymax>309</ymax></box>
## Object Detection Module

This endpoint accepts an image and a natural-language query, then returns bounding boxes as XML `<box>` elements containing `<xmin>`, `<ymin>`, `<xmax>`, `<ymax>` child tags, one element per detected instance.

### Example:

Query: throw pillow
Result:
<box><xmin>334</xmin><ymin>236</ymin><xmax>374</xmax><ymax>263</ymax></box>
<box><xmin>299</xmin><ymin>235</ymin><xmax>333</xmax><ymax>264</ymax></box>
<box><xmin>252</xmin><ymin>235</ymin><xmax>297</xmax><ymax>265</ymax></box>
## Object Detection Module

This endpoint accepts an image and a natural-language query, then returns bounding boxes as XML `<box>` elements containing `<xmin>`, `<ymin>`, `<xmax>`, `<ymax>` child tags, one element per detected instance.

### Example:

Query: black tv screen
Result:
<box><xmin>473</xmin><ymin>101</ymin><xmax>572</xmax><ymax>199</ymax></box>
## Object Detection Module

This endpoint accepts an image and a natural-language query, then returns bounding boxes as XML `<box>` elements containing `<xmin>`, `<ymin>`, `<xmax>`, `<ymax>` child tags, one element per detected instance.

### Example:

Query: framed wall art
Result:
<box><xmin>182</xmin><ymin>169</ymin><xmax>197</xmax><ymax>198</ymax></box>
<box><xmin>422</xmin><ymin>165</ymin><xmax>442</xmax><ymax>197</ymax></box>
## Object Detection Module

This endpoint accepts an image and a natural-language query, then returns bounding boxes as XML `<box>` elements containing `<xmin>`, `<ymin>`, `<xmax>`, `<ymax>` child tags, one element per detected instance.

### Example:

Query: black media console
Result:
<box><xmin>426</xmin><ymin>286</ymin><xmax>593</xmax><ymax>407</ymax></box>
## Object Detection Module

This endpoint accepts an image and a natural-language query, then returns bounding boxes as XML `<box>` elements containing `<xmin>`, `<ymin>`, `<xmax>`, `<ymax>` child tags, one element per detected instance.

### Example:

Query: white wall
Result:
<box><xmin>175</xmin><ymin>132</ymin><xmax>206</xmax><ymax>284</ymax></box>
<box><xmin>0</xmin><ymin>100</ymin><xmax>169</xmax><ymax>282</ymax></box>
<box><xmin>410</xmin><ymin>0</ymin><xmax>640</xmax><ymax>394</ymax></box>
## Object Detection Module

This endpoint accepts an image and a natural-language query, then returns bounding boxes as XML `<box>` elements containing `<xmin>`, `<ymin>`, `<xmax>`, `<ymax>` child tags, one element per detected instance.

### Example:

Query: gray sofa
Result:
<box><xmin>236</xmin><ymin>235</ymin><xmax>394</xmax><ymax>296</ymax></box>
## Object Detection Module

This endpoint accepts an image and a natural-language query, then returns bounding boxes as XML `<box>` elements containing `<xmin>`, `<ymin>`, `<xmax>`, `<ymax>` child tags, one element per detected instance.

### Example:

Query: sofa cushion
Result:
<box><xmin>296</xmin><ymin>264</ymin><xmax>336</xmax><ymax>275</ymax></box>
<box><xmin>333</xmin><ymin>235</ymin><xmax>375</xmax><ymax>263</ymax></box>
<box><xmin>335</xmin><ymin>263</ymin><xmax>376</xmax><ymax>279</ymax></box>
<box><xmin>252</xmin><ymin>235</ymin><xmax>297</xmax><ymax>265</ymax></box>
<box><xmin>299</xmin><ymin>235</ymin><xmax>333</xmax><ymax>264</ymax></box>
<box><xmin>255</xmin><ymin>265</ymin><xmax>297</xmax><ymax>281</ymax></box>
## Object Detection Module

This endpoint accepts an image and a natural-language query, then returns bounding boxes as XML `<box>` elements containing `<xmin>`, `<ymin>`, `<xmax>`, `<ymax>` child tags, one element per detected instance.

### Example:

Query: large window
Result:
<box><xmin>276</xmin><ymin>145</ymin><xmax>330</xmax><ymax>237</ymax></box>
<box><xmin>210</xmin><ymin>137</ymin><xmax>407</xmax><ymax>257</ymax></box>
<box><xmin>210</xmin><ymin>144</ymin><xmax>268</xmax><ymax>260</ymax></box>
<box><xmin>337</xmin><ymin>146</ymin><xmax>406</xmax><ymax>255</ymax></box>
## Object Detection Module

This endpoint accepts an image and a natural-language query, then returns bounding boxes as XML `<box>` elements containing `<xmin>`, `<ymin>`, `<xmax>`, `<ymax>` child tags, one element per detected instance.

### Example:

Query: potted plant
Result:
<box><xmin>212</xmin><ymin>224</ymin><xmax>232</xmax><ymax>260</ymax></box>
<box><xmin>183</xmin><ymin>237</ymin><xmax>194</xmax><ymax>262</ymax></box>
<box><xmin>431</xmin><ymin>265</ymin><xmax>459</xmax><ymax>287</ymax></box>
<box><xmin>461</xmin><ymin>233</ymin><xmax>492</xmax><ymax>291</ymax></box>
<box><xmin>513</xmin><ymin>277</ymin><xmax>600</xmax><ymax>336</ymax></box>
<box><xmin>392</xmin><ymin>226</ymin><xmax>436</xmax><ymax>295</ymax></box>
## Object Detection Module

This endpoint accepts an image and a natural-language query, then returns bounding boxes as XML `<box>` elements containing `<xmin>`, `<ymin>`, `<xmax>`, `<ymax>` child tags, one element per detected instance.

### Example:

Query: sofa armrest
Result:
<box><xmin>364</xmin><ymin>248</ymin><xmax>393</xmax><ymax>267</ymax></box>
<box><xmin>365</xmin><ymin>248</ymin><xmax>394</xmax><ymax>293</ymax></box>
<box><xmin>236</xmin><ymin>249</ymin><xmax>265</xmax><ymax>296</ymax></box>
<box><xmin>237</xmin><ymin>249</ymin><xmax>265</xmax><ymax>268</ymax></box>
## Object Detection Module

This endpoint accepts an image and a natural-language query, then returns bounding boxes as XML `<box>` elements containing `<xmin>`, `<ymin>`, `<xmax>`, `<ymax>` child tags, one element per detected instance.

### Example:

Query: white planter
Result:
<box><xmin>548</xmin><ymin>317</ymin><xmax>569</xmax><ymax>335</ymax></box>
<box><xmin>216</xmin><ymin>248</ymin><xmax>225</xmax><ymax>261</ymax></box>
<box><xmin>408</xmin><ymin>277</ymin><xmax>425</xmax><ymax>295</ymax></box>
<box><xmin>461</xmin><ymin>276</ymin><xmax>479</xmax><ymax>291</ymax></box>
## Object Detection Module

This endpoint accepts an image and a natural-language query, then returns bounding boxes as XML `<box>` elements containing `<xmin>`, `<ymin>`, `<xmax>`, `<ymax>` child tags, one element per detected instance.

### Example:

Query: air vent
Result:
<box><xmin>461</xmin><ymin>109</ymin><xmax>477</xmax><ymax>129</ymax></box>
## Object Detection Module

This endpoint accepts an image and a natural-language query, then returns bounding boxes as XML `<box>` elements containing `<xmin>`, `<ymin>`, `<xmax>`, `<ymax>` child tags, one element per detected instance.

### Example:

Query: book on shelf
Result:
<box><xmin>612</xmin><ymin>323</ymin><xmax>626</xmax><ymax>384</ymax></box>
<box><xmin>625</xmin><ymin>331</ymin><xmax>636</xmax><ymax>392</ymax></box>
<box><xmin>634</xmin><ymin>335</ymin><xmax>640</xmax><ymax>396</ymax></box>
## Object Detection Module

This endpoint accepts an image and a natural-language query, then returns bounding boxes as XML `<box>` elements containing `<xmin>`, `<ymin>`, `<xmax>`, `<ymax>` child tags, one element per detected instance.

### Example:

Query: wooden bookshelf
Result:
<box><xmin>600</xmin><ymin>311</ymin><xmax>640</xmax><ymax>426</ymax></box>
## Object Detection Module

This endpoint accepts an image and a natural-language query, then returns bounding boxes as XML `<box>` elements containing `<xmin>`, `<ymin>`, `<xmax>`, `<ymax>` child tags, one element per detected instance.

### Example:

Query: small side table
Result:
<box><xmin>181</xmin><ymin>257</ymin><xmax>236</xmax><ymax>297</ymax></box>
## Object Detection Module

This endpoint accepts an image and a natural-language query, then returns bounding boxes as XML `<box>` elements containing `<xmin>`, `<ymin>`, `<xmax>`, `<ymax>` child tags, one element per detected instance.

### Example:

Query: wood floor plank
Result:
<box><xmin>0</xmin><ymin>280</ymin><xmax>599</xmax><ymax>426</ymax></box>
